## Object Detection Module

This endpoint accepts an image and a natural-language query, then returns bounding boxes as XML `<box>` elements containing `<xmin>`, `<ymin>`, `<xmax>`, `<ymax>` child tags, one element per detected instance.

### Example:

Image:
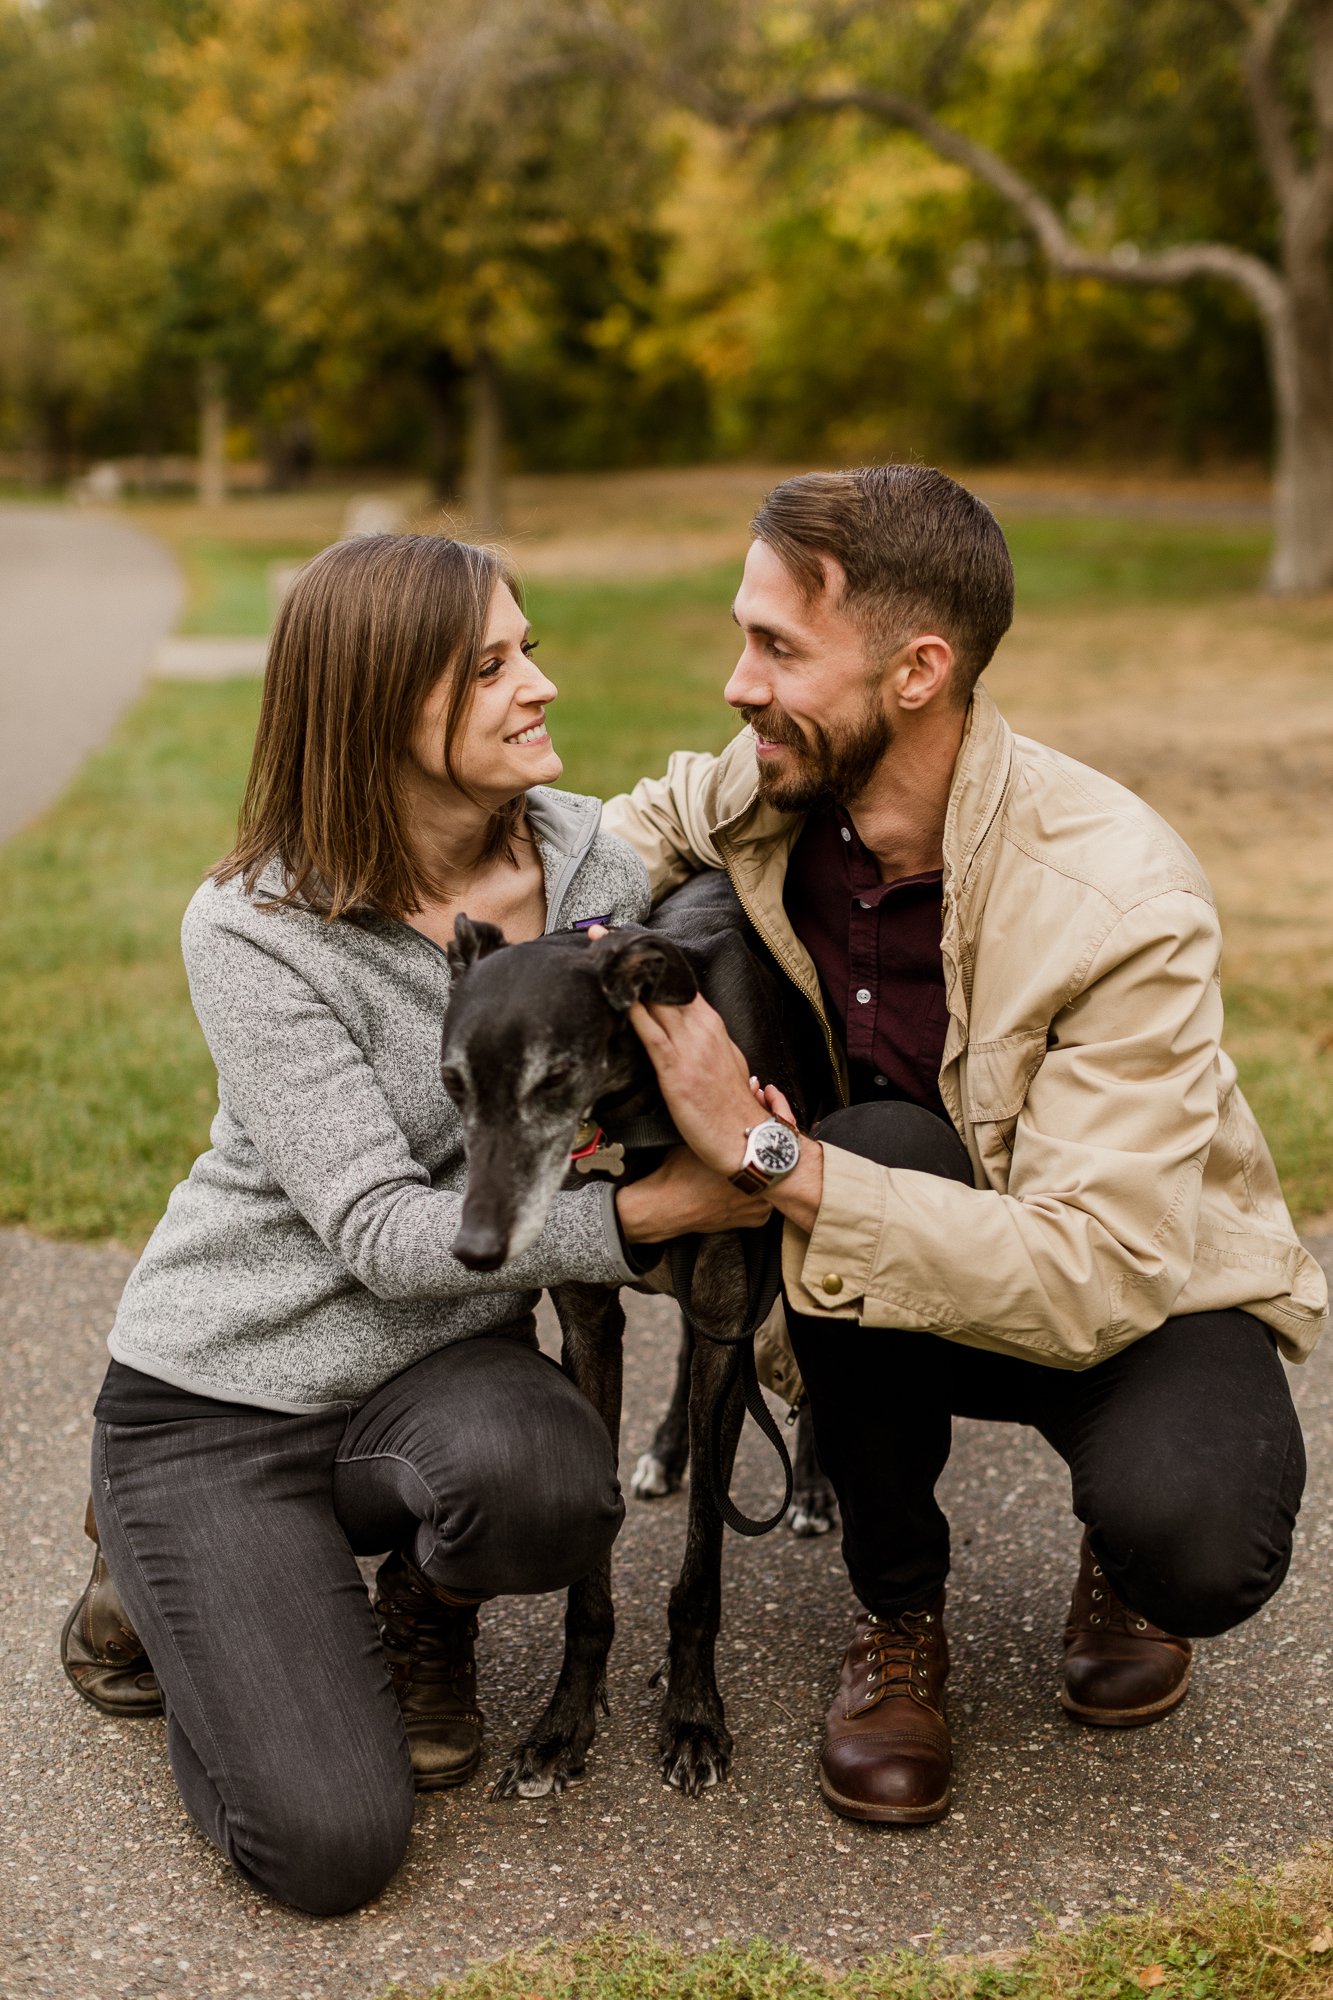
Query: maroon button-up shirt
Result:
<box><xmin>782</xmin><ymin>806</ymin><xmax>949</xmax><ymax>1116</ymax></box>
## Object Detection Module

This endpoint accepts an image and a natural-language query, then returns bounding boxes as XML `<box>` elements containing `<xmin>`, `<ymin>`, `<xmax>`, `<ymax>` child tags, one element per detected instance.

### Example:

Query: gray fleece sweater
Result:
<box><xmin>107</xmin><ymin>789</ymin><xmax>650</xmax><ymax>1411</ymax></box>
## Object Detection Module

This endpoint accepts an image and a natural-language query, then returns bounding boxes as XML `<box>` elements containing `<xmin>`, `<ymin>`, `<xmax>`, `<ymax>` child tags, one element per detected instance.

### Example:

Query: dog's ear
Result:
<box><xmin>593</xmin><ymin>930</ymin><xmax>698</xmax><ymax>1013</ymax></box>
<box><xmin>447</xmin><ymin>913</ymin><xmax>508</xmax><ymax>978</ymax></box>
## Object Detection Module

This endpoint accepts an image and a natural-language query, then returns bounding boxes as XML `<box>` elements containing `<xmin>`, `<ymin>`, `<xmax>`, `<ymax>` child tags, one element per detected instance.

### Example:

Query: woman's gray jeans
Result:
<box><xmin>92</xmin><ymin>1333</ymin><xmax>624</xmax><ymax>1915</ymax></box>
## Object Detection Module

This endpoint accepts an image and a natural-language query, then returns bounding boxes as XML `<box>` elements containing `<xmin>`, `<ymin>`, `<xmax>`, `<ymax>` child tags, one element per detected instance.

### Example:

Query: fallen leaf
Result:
<box><xmin>1310</xmin><ymin>1927</ymin><xmax>1333</xmax><ymax>1954</ymax></box>
<box><xmin>1136</xmin><ymin>1970</ymin><xmax>1167</xmax><ymax>1991</ymax></box>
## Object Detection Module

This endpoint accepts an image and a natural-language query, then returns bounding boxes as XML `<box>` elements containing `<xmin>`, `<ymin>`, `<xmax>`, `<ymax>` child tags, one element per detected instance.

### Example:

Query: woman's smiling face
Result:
<box><xmin>410</xmin><ymin>580</ymin><xmax>563</xmax><ymax>807</ymax></box>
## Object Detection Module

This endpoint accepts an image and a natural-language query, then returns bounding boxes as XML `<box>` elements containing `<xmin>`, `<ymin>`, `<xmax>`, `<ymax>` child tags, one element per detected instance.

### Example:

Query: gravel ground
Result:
<box><xmin>0</xmin><ymin>507</ymin><xmax>182</xmax><ymax>845</ymax></box>
<box><xmin>2</xmin><ymin>1226</ymin><xmax>1329</xmax><ymax>1999</ymax></box>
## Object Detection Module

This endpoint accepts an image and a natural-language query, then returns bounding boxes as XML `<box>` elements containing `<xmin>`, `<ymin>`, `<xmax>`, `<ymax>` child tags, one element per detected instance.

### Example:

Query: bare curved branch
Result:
<box><xmin>738</xmin><ymin>87</ymin><xmax>1288</xmax><ymax>325</ymax></box>
<box><xmin>1242</xmin><ymin>0</ymin><xmax>1302</xmax><ymax>203</ymax></box>
<box><xmin>1307</xmin><ymin>0</ymin><xmax>1333</xmax><ymax>158</ymax></box>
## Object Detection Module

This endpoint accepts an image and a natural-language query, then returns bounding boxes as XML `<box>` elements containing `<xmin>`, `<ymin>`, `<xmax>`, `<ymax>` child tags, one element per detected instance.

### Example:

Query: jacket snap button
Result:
<box><xmin>821</xmin><ymin>1273</ymin><xmax>843</xmax><ymax>1295</ymax></box>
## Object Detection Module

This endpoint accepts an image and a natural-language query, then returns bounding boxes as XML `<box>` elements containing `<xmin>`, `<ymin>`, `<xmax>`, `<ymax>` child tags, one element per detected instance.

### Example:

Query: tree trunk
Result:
<box><xmin>465</xmin><ymin>345</ymin><xmax>505</xmax><ymax>538</ymax></box>
<box><xmin>423</xmin><ymin>349</ymin><xmax>465</xmax><ymax>502</ymax></box>
<box><xmin>1265</xmin><ymin>272</ymin><xmax>1333</xmax><ymax>591</ymax></box>
<box><xmin>197</xmin><ymin>360</ymin><xmax>228</xmax><ymax>507</ymax></box>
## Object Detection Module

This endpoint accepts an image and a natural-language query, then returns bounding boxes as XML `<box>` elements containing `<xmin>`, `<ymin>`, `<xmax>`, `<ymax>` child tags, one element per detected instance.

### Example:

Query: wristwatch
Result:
<box><xmin>729</xmin><ymin>1117</ymin><xmax>802</xmax><ymax>1194</ymax></box>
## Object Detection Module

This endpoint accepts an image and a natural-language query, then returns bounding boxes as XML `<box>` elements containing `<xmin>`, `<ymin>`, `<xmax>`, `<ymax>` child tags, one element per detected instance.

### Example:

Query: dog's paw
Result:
<box><xmin>490</xmin><ymin>1740</ymin><xmax>587</xmax><ymax>1801</ymax></box>
<box><xmin>787</xmin><ymin>1484</ymin><xmax>837</xmax><ymax>1537</ymax></box>
<box><xmin>657</xmin><ymin>1719</ymin><xmax>732</xmax><ymax>1796</ymax></box>
<box><xmin>630</xmin><ymin>1451</ymin><xmax>683</xmax><ymax>1500</ymax></box>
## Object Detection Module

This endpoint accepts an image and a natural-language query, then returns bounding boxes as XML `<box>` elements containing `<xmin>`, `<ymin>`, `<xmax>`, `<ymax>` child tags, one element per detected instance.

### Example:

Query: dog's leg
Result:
<box><xmin>786</xmin><ymin>1403</ymin><xmax>837</xmax><ymax>1537</ymax></box>
<box><xmin>630</xmin><ymin>1312</ymin><xmax>693</xmax><ymax>1500</ymax></box>
<box><xmin>654</xmin><ymin>1331</ymin><xmax>745</xmax><ymax>1795</ymax></box>
<box><xmin>492</xmin><ymin>1282</ymin><xmax>623</xmax><ymax>1801</ymax></box>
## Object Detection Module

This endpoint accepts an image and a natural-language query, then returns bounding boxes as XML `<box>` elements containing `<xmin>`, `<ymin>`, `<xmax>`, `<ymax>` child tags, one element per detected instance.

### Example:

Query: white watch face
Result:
<box><xmin>748</xmin><ymin>1120</ymin><xmax>800</xmax><ymax>1177</ymax></box>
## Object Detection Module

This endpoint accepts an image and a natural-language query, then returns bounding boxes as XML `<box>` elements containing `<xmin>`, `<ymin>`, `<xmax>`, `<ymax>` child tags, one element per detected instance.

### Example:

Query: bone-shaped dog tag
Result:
<box><xmin>574</xmin><ymin>1141</ymin><xmax>625</xmax><ymax>1178</ymax></box>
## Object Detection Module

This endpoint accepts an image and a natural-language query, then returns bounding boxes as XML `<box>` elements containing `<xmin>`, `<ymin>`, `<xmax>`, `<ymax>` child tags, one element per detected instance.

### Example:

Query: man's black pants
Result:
<box><xmin>784</xmin><ymin>1102</ymin><xmax>1306</xmax><ymax>1635</ymax></box>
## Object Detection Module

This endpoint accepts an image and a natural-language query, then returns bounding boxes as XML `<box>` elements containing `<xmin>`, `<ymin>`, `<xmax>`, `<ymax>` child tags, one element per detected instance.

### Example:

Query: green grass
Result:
<box><xmin>387</xmin><ymin>1853</ymin><xmax>1333</xmax><ymax>1997</ymax></box>
<box><xmin>0</xmin><ymin>678</ymin><xmax>263</xmax><ymax>1242</ymax></box>
<box><xmin>1000</xmin><ymin>515</ymin><xmax>1270</xmax><ymax>607</ymax></box>
<box><xmin>174</xmin><ymin>536</ymin><xmax>326</xmax><ymax>634</ymax></box>
<box><xmin>522</xmin><ymin>568</ymin><xmax>739</xmax><ymax>789</ymax></box>
<box><xmin>1223</xmin><ymin>983</ymin><xmax>1333</xmax><ymax>1225</ymax></box>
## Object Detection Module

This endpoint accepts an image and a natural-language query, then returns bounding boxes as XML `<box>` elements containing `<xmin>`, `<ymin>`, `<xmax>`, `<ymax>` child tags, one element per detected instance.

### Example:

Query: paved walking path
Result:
<box><xmin>0</xmin><ymin>506</ymin><xmax>182</xmax><ymax>845</ymax></box>
<box><xmin>2</xmin><ymin>1225</ymin><xmax>1329</xmax><ymax>1999</ymax></box>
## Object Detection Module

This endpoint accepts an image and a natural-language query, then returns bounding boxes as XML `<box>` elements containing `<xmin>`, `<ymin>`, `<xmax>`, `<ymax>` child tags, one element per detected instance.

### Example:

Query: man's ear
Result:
<box><xmin>447</xmin><ymin>913</ymin><xmax>508</xmax><ymax>978</ymax></box>
<box><xmin>593</xmin><ymin>929</ymin><xmax>698</xmax><ymax>1013</ymax></box>
<box><xmin>895</xmin><ymin>634</ymin><xmax>955</xmax><ymax>710</ymax></box>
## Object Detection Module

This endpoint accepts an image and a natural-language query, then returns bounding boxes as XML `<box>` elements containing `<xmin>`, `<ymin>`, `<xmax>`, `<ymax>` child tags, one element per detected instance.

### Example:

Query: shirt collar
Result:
<box><xmin>830</xmin><ymin>806</ymin><xmax>944</xmax><ymax>905</ymax></box>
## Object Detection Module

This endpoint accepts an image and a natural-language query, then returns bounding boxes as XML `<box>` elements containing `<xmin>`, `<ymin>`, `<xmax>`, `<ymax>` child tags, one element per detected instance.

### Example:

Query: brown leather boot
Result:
<box><xmin>1061</xmin><ymin>1531</ymin><xmax>1192</xmax><ymax>1726</ymax></box>
<box><xmin>60</xmin><ymin>1499</ymin><xmax>162</xmax><ymax>1718</ymax></box>
<box><xmin>819</xmin><ymin>1594</ymin><xmax>950</xmax><ymax>1825</ymax></box>
<box><xmin>373</xmin><ymin>1551</ymin><xmax>485</xmax><ymax>1791</ymax></box>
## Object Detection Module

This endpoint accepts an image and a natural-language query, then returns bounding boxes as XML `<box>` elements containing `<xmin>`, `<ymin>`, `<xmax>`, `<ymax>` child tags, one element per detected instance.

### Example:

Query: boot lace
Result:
<box><xmin>1083</xmin><ymin>1556</ymin><xmax>1161</xmax><ymax>1639</ymax></box>
<box><xmin>857</xmin><ymin>1608</ymin><xmax>940</xmax><ymax>1714</ymax></box>
<box><xmin>376</xmin><ymin>1570</ymin><xmax>478</xmax><ymax>1696</ymax></box>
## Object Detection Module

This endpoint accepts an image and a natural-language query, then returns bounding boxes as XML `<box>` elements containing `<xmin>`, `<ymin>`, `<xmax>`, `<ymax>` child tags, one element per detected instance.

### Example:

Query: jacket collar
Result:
<box><xmin>939</xmin><ymin>684</ymin><xmax>1015</xmax><ymax>934</ymax></box>
<box><xmin>524</xmin><ymin>785</ymin><xmax>603</xmax><ymax>932</ymax></box>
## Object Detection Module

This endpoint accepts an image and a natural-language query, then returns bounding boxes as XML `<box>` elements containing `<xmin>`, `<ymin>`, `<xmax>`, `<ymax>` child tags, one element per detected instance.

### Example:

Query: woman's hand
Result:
<box><xmin>615</xmin><ymin>1145</ymin><xmax>771</xmax><ymax>1244</ymax></box>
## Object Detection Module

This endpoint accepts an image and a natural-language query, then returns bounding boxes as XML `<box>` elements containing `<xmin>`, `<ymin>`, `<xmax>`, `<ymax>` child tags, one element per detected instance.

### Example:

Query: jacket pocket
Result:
<box><xmin>963</xmin><ymin>1029</ymin><xmax>1048</xmax><ymax>1184</ymax></box>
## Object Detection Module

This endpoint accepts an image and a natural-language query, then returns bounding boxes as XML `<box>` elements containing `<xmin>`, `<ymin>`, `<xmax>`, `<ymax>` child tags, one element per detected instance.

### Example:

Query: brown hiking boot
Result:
<box><xmin>819</xmin><ymin>1594</ymin><xmax>950</xmax><ymax>1825</ymax></box>
<box><xmin>373</xmin><ymin>1551</ymin><xmax>485</xmax><ymax>1791</ymax></box>
<box><xmin>61</xmin><ymin>1499</ymin><xmax>162</xmax><ymax>1718</ymax></box>
<box><xmin>1061</xmin><ymin>1532</ymin><xmax>1192</xmax><ymax>1726</ymax></box>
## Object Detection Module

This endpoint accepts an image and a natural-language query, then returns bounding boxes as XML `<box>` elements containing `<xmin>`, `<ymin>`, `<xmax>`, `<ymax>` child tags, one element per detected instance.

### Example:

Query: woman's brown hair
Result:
<box><xmin>213</xmin><ymin>533</ymin><xmax>525</xmax><ymax>920</ymax></box>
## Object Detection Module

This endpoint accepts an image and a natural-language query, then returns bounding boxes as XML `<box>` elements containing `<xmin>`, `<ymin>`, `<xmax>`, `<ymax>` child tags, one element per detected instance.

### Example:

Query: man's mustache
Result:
<box><xmin>740</xmin><ymin>704</ymin><xmax>808</xmax><ymax>753</ymax></box>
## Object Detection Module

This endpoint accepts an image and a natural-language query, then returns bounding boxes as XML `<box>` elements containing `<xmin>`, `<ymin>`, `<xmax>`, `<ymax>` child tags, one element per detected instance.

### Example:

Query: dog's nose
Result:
<box><xmin>450</xmin><ymin>1221</ymin><xmax>509</xmax><ymax>1272</ymax></box>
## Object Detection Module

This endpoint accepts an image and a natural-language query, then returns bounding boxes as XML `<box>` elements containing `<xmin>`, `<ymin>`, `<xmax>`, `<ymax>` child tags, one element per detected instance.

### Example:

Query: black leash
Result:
<box><xmin>592</xmin><ymin>1100</ymin><xmax>795</xmax><ymax>1538</ymax></box>
<box><xmin>668</xmin><ymin>1220</ymin><xmax>794</xmax><ymax>1539</ymax></box>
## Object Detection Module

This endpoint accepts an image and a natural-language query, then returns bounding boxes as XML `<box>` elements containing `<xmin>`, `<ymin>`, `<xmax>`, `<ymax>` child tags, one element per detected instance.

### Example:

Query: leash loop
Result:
<box><xmin>668</xmin><ymin>1225</ymin><xmax>793</xmax><ymax>1538</ymax></box>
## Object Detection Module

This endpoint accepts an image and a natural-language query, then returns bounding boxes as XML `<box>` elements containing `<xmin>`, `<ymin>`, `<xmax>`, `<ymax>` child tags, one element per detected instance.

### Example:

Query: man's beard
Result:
<box><xmin>742</xmin><ymin>689</ymin><xmax>894</xmax><ymax>812</ymax></box>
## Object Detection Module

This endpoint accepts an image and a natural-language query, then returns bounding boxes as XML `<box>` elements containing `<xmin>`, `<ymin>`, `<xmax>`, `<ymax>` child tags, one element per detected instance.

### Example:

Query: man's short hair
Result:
<box><xmin>751</xmin><ymin>465</ymin><xmax>1015</xmax><ymax>699</ymax></box>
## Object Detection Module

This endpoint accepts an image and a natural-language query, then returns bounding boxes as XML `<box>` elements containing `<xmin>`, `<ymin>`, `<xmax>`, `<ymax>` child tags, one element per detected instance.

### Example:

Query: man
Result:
<box><xmin>604</xmin><ymin>465</ymin><xmax>1327</xmax><ymax>1828</ymax></box>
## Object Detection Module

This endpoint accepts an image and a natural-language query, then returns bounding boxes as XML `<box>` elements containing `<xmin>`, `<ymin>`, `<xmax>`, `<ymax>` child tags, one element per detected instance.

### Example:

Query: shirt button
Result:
<box><xmin>840</xmin><ymin>827</ymin><xmax>852</xmax><ymax>843</ymax></box>
<box><xmin>821</xmin><ymin>1273</ymin><xmax>843</xmax><ymax>1295</ymax></box>
<box><xmin>874</xmin><ymin>1074</ymin><xmax>888</xmax><ymax>1087</ymax></box>
<box><xmin>855</xmin><ymin>987</ymin><xmax>872</xmax><ymax>1005</ymax></box>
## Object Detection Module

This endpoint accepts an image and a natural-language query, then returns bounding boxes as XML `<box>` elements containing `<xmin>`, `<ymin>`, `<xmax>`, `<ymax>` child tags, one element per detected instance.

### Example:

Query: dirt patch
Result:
<box><xmin>991</xmin><ymin>597</ymin><xmax>1333</xmax><ymax>1002</ymax></box>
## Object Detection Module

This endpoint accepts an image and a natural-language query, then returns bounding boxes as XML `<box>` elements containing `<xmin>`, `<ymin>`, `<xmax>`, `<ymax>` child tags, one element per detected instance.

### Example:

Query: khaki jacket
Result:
<box><xmin>603</xmin><ymin>687</ymin><xmax>1327</xmax><ymax>1399</ymax></box>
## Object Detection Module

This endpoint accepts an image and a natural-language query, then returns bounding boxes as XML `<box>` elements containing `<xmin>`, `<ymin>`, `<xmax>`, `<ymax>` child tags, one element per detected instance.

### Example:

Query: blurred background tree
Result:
<box><xmin>268</xmin><ymin>0</ymin><xmax>687</xmax><ymax>527</ymax></box>
<box><xmin>675</xmin><ymin>0</ymin><xmax>1333</xmax><ymax>588</ymax></box>
<box><xmin>3</xmin><ymin>0</ymin><xmax>1329</xmax><ymax>578</ymax></box>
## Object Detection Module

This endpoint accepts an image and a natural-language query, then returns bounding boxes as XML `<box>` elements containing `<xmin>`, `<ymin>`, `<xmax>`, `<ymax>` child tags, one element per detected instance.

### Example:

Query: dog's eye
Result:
<box><xmin>534</xmin><ymin>1068</ymin><xmax>572</xmax><ymax>1095</ymax></box>
<box><xmin>441</xmin><ymin>1066</ymin><xmax>467</xmax><ymax>1099</ymax></box>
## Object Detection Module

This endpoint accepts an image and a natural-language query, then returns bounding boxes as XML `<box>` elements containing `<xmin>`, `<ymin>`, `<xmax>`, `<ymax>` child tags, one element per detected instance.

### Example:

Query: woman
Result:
<box><xmin>60</xmin><ymin>534</ymin><xmax>766</xmax><ymax>1915</ymax></box>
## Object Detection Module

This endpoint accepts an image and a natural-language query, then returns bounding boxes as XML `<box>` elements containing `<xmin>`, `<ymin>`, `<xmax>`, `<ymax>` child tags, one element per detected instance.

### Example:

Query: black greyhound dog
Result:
<box><xmin>440</xmin><ymin>872</ymin><xmax>833</xmax><ymax>1797</ymax></box>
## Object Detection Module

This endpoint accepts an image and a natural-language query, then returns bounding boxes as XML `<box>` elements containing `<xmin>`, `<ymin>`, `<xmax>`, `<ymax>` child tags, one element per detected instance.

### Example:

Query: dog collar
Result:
<box><xmin>570</xmin><ymin>1119</ymin><xmax>604</xmax><ymax>1160</ymax></box>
